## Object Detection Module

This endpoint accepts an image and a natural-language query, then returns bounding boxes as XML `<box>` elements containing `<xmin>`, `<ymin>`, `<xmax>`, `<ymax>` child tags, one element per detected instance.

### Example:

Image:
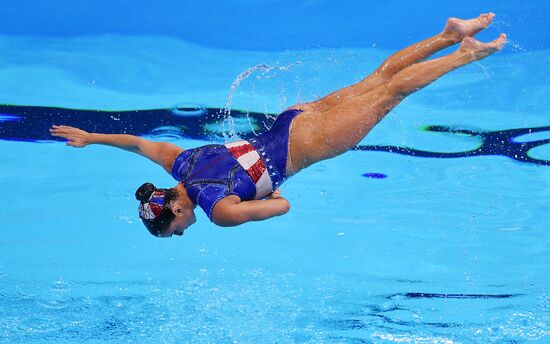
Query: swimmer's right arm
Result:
<box><xmin>50</xmin><ymin>125</ymin><xmax>183</xmax><ymax>173</ymax></box>
<box><xmin>212</xmin><ymin>193</ymin><xmax>291</xmax><ymax>227</ymax></box>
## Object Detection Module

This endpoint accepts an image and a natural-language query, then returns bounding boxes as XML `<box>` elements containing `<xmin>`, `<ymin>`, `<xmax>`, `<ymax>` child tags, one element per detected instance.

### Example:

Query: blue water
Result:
<box><xmin>1</xmin><ymin>1</ymin><xmax>549</xmax><ymax>343</ymax></box>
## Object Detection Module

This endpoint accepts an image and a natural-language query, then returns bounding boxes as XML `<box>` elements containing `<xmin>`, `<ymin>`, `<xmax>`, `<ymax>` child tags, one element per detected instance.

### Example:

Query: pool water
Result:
<box><xmin>1</xmin><ymin>1</ymin><xmax>549</xmax><ymax>343</ymax></box>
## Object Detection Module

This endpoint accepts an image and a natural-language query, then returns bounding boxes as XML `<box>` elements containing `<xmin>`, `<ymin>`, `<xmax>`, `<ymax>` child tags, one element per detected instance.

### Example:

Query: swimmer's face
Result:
<box><xmin>158</xmin><ymin>207</ymin><xmax>196</xmax><ymax>238</ymax></box>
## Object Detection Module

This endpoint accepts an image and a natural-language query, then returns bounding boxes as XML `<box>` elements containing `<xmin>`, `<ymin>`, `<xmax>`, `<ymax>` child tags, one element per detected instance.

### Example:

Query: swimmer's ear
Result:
<box><xmin>171</xmin><ymin>203</ymin><xmax>184</xmax><ymax>215</ymax></box>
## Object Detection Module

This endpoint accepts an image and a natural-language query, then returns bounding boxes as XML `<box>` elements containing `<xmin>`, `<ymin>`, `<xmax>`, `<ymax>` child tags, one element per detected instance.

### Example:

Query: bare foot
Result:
<box><xmin>459</xmin><ymin>34</ymin><xmax>507</xmax><ymax>60</ymax></box>
<box><xmin>443</xmin><ymin>13</ymin><xmax>495</xmax><ymax>42</ymax></box>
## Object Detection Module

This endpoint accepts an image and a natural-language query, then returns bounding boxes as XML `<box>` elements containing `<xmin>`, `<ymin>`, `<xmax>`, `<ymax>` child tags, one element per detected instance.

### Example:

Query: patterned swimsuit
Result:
<box><xmin>170</xmin><ymin>109</ymin><xmax>302</xmax><ymax>220</ymax></box>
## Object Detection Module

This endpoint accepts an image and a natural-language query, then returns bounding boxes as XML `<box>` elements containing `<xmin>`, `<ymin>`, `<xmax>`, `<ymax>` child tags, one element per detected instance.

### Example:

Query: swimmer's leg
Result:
<box><xmin>288</xmin><ymin>35</ymin><xmax>506</xmax><ymax>173</ymax></box>
<box><xmin>303</xmin><ymin>13</ymin><xmax>495</xmax><ymax>113</ymax></box>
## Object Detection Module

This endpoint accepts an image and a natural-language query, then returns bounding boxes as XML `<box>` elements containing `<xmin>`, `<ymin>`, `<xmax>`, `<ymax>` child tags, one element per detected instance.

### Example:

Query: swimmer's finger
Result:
<box><xmin>50</xmin><ymin>125</ymin><xmax>68</xmax><ymax>131</ymax></box>
<box><xmin>49</xmin><ymin>126</ymin><xmax>68</xmax><ymax>134</ymax></box>
<box><xmin>63</xmin><ymin>138</ymin><xmax>87</xmax><ymax>148</ymax></box>
<box><xmin>49</xmin><ymin>130</ymin><xmax>66</xmax><ymax>137</ymax></box>
<box><xmin>49</xmin><ymin>127</ymin><xmax>65</xmax><ymax>134</ymax></box>
<box><xmin>50</xmin><ymin>126</ymin><xmax>73</xmax><ymax>133</ymax></box>
<box><xmin>50</xmin><ymin>124</ymin><xmax>82</xmax><ymax>132</ymax></box>
<box><xmin>267</xmin><ymin>189</ymin><xmax>282</xmax><ymax>199</ymax></box>
<box><xmin>50</xmin><ymin>129</ymin><xmax>70</xmax><ymax>137</ymax></box>
<box><xmin>66</xmin><ymin>141</ymin><xmax>83</xmax><ymax>148</ymax></box>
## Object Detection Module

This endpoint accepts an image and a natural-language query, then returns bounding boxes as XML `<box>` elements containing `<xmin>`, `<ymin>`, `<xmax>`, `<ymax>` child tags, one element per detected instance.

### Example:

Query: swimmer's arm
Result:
<box><xmin>212</xmin><ymin>194</ymin><xmax>290</xmax><ymax>227</ymax></box>
<box><xmin>50</xmin><ymin>125</ymin><xmax>183</xmax><ymax>172</ymax></box>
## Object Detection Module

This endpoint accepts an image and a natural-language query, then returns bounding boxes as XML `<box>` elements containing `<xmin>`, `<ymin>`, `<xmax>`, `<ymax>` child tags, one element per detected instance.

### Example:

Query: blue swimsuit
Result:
<box><xmin>171</xmin><ymin>109</ymin><xmax>302</xmax><ymax>220</ymax></box>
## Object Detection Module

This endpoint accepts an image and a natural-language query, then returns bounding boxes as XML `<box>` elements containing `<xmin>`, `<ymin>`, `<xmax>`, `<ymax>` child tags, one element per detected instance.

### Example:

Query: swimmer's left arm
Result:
<box><xmin>50</xmin><ymin>125</ymin><xmax>183</xmax><ymax>172</ymax></box>
<box><xmin>212</xmin><ymin>193</ymin><xmax>290</xmax><ymax>227</ymax></box>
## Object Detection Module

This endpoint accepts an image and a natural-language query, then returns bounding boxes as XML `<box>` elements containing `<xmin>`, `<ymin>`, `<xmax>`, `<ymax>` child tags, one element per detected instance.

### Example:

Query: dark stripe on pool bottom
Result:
<box><xmin>2</xmin><ymin>104</ymin><xmax>549</xmax><ymax>166</ymax></box>
<box><xmin>354</xmin><ymin>124</ymin><xmax>550</xmax><ymax>166</ymax></box>
<box><xmin>404</xmin><ymin>292</ymin><xmax>519</xmax><ymax>299</ymax></box>
<box><xmin>0</xmin><ymin>104</ymin><xmax>274</xmax><ymax>142</ymax></box>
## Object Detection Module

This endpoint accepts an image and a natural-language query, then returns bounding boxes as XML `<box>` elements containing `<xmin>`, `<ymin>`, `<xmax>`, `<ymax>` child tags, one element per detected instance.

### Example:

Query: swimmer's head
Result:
<box><xmin>135</xmin><ymin>182</ymin><xmax>196</xmax><ymax>238</ymax></box>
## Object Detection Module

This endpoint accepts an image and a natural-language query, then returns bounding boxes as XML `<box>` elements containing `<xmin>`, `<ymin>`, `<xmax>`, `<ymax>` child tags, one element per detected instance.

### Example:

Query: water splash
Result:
<box><xmin>506</xmin><ymin>38</ymin><xmax>528</xmax><ymax>53</ymax></box>
<box><xmin>221</xmin><ymin>64</ymin><xmax>271</xmax><ymax>140</ymax></box>
<box><xmin>490</xmin><ymin>17</ymin><xmax>528</xmax><ymax>53</ymax></box>
<box><xmin>221</xmin><ymin>61</ymin><xmax>302</xmax><ymax>140</ymax></box>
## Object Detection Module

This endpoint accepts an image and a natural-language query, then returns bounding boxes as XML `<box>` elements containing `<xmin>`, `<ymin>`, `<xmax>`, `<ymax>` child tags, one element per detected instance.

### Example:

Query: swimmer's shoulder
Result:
<box><xmin>163</xmin><ymin>144</ymin><xmax>185</xmax><ymax>174</ymax></box>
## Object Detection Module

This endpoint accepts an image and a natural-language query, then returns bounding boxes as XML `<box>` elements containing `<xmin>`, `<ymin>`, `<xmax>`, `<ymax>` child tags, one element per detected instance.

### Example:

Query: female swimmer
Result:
<box><xmin>51</xmin><ymin>13</ymin><xmax>506</xmax><ymax>237</ymax></box>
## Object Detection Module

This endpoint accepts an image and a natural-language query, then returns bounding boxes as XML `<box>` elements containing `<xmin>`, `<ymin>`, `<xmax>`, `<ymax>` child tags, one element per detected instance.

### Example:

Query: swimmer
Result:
<box><xmin>51</xmin><ymin>13</ymin><xmax>506</xmax><ymax>237</ymax></box>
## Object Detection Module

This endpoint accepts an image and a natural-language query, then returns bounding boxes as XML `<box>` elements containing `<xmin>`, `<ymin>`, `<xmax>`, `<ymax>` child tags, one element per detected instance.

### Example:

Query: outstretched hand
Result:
<box><xmin>50</xmin><ymin>125</ymin><xmax>92</xmax><ymax>148</ymax></box>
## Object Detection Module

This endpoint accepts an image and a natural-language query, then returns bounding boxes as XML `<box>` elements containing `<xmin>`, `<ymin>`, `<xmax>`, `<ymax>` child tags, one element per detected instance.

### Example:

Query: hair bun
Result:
<box><xmin>135</xmin><ymin>182</ymin><xmax>156</xmax><ymax>202</ymax></box>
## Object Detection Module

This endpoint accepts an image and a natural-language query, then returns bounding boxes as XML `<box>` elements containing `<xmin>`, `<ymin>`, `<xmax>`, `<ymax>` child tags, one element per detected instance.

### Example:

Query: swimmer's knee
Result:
<box><xmin>385</xmin><ymin>81</ymin><xmax>409</xmax><ymax>100</ymax></box>
<box><xmin>367</xmin><ymin>71</ymin><xmax>393</xmax><ymax>86</ymax></box>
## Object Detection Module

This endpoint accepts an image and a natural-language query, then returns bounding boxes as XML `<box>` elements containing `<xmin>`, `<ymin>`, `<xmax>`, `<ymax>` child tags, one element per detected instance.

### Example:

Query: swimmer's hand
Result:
<box><xmin>50</xmin><ymin>125</ymin><xmax>92</xmax><ymax>147</ymax></box>
<box><xmin>50</xmin><ymin>125</ymin><xmax>183</xmax><ymax>173</ymax></box>
<box><xmin>266</xmin><ymin>189</ymin><xmax>282</xmax><ymax>199</ymax></box>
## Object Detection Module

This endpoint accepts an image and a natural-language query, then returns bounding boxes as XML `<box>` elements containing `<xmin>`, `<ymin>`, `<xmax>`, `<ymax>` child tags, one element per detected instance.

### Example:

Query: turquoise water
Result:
<box><xmin>1</xmin><ymin>1</ymin><xmax>549</xmax><ymax>343</ymax></box>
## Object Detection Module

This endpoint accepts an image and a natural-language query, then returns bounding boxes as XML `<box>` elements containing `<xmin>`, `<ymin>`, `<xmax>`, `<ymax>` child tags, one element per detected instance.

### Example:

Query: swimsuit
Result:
<box><xmin>171</xmin><ymin>108</ymin><xmax>303</xmax><ymax>221</ymax></box>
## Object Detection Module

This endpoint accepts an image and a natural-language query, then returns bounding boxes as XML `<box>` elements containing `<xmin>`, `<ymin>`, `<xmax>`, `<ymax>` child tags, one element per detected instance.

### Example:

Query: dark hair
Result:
<box><xmin>135</xmin><ymin>182</ymin><xmax>178</xmax><ymax>237</ymax></box>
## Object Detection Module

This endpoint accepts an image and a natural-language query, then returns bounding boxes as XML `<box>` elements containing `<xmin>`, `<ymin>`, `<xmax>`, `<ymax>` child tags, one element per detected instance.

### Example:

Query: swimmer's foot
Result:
<box><xmin>443</xmin><ymin>13</ymin><xmax>495</xmax><ymax>42</ymax></box>
<box><xmin>459</xmin><ymin>34</ymin><xmax>507</xmax><ymax>60</ymax></box>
